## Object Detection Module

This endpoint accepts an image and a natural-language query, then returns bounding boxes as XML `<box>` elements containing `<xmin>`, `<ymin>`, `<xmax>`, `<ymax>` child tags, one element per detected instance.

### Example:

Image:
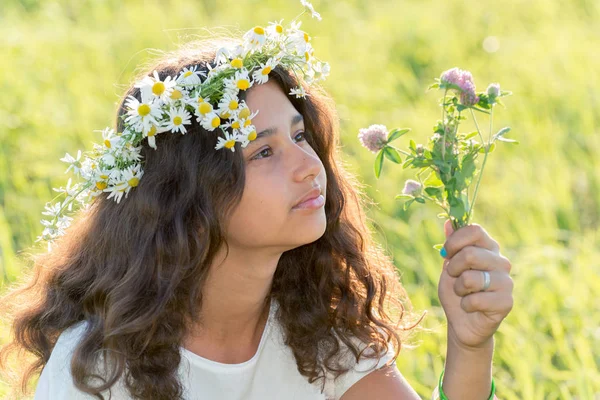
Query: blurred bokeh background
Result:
<box><xmin>1</xmin><ymin>0</ymin><xmax>599</xmax><ymax>398</ymax></box>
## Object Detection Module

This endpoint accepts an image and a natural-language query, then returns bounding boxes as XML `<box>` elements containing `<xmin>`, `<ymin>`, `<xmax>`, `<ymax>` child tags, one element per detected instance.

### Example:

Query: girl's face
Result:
<box><xmin>224</xmin><ymin>80</ymin><xmax>327</xmax><ymax>253</ymax></box>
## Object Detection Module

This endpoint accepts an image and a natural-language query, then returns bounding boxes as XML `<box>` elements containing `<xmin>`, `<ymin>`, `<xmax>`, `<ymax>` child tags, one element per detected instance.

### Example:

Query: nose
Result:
<box><xmin>291</xmin><ymin>145</ymin><xmax>322</xmax><ymax>182</ymax></box>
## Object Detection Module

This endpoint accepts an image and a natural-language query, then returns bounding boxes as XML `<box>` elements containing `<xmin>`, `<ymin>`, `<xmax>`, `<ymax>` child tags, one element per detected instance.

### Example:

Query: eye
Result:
<box><xmin>251</xmin><ymin>130</ymin><xmax>308</xmax><ymax>160</ymax></box>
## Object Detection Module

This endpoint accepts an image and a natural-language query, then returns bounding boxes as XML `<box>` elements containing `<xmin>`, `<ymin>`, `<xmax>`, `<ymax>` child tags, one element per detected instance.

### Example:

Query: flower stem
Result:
<box><xmin>441</xmin><ymin>89</ymin><xmax>448</xmax><ymax>161</ymax></box>
<box><xmin>466</xmin><ymin>107</ymin><xmax>491</xmax><ymax>224</ymax></box>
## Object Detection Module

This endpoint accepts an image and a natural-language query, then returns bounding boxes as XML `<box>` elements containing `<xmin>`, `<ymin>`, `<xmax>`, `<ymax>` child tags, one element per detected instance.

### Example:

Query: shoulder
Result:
<box><xmin>34</xmin><ymin>320</ymin><xmax>117</xmax><ymax>400</ymax></box>
<box><xmin>325</xmin><ymin>329</ymin><xmax>419</xmax><ymax>400</ymax></box>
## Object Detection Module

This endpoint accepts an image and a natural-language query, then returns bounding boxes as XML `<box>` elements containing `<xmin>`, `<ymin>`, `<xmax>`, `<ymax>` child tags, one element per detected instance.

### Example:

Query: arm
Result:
<box><xmin>441</xmin><ymin>334</ymin><xmax>495</xmax><ymax>400</ymax></box>
<box><xmin>340</xmin><ymin>363</ymin><xmax>421</xmax><ymax>400</ymax></box>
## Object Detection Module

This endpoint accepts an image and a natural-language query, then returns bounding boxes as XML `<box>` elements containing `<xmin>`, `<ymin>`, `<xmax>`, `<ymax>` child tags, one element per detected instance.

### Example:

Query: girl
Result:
<box><xmin>0</xmin><ymin>22</ymin><xmax>513</xmax><ymax>400</ymax></box>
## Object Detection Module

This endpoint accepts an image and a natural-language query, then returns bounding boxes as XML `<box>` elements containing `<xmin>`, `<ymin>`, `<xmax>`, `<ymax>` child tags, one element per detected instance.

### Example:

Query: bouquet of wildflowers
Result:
<box><xmin>358</xmin><ymin>68</ymin><xmax>517</xmax><ymax>251</ymax></box>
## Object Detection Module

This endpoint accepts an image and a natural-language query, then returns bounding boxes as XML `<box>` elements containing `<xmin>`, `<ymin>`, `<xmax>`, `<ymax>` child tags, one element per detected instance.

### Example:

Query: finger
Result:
<box><xmin>446</xmin><ymin>246</ymin><xmax>511</xmax><ymax>277</ymax></box>
<box><xmin>454</xmin><ymin>270</ymin><xmax>513</xmax><ymax>297</ymax></box>
<box><xmin>442</xmin><ymin>223</ymin><xmax>500</xmax><ymax>259</ymax></box>
<box><xmin>460</xmin><ymin>291</ymin><xmax>514</xmax><ymax>314</ymax></box>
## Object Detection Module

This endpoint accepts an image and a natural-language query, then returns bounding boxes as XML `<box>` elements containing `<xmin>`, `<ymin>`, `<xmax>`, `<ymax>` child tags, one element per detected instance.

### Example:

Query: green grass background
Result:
<box><xmin>1</xmin><ymin>0</ymin><xmax>599</xmax><ymax>398</ymax></box>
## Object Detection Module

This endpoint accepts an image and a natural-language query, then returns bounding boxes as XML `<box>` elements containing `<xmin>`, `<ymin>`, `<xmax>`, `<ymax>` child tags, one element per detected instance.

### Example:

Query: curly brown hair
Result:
<box><xmin>0</xmin><ymin>36</ymin><xmax>425</xmax><ymax>399</ymax></box>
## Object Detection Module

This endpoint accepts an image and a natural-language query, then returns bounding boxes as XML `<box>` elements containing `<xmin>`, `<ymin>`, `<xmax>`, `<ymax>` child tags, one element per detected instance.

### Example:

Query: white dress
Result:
<box><xmin>33</xmin><ymin>299</ymin><xmax>397</xmax><ymax>400</ymax></box>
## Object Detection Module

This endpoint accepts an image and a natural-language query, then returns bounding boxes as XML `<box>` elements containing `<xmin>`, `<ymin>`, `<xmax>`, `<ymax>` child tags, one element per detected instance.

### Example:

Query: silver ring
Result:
<box><xmin>481</xmin><ymin>271</ymin><xmax>491</xmax><ymax>292</ymax></box>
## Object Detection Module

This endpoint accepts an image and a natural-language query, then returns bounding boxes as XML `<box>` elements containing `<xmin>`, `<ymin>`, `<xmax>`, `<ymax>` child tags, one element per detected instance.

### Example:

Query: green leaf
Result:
<box><xmin>387</xmin><ymin>128</ymin><xmax>410</xmax><ymax>143</ymax></box>
<box><xmin>414</xmin><ymin>197</ymin><xmax>426</xmax><ymax>204</ymax></box>
<box><xmin>374</xmin><ymin>149</ymin><xmax>384</xmax><ymax>178</ymax></box>
<box><xmin>478</xmin><ymin>142</ymin><xmax>496</xmax><ymax>153</ymax></box>
<box><xmin>461</xmin><ymin>154</ymin><xmax>476</xmax><ymax>180</ymax></box>
<box><xmin>427</xmin><ymin>83</ymin><xmax>440</xmax><ymax>90</ymax></box>
<box><xmin>395</xmin><ymin>194</ymin><xmax>413</xmax><ymax>200</ymax></box>
<box><xmin>383</xmin><ymin>146</ymin><xmax>402</xmax><ymax>164</ymax></box>
<box><xmin>424</xmin><ymin>171</ymin><xmax>444</xmax><ymax>187</ymax></box>
<box><xmin>464</xmin><ymin>131</ymin><xmax>479</xmax><ymax>140</ymax></box>
<box><xmin>457</xmin><ymin>104</ymin><xmax>468</xmax><ymax>112</ymax></box>
<box><xmin>494</xmin><ymin>127</ymin><xmax>511</xmax><ymax>139</ymax></box>
<box><xmin>449</xmin><ymin>198</ymin><xmax>466</xmax><ymax>220</ymax></box>
<box><xmin>402</xmin><ymin>157</ymin><xmax>413</xmax><ymax>169</ymax></box>
<box><xmin>403</xmin><ymin>199</ymin><xmax>415</xmax><ymax>211</ymax></box>
<box><xmin>497</xmin><ymin>137</ymin><xmax>519</xmax><ymax>144</ymax></box>
<box><xmin>409</xmin><ymin>139</ymin><xmax>417</xmax><ymax>152</ymax></box>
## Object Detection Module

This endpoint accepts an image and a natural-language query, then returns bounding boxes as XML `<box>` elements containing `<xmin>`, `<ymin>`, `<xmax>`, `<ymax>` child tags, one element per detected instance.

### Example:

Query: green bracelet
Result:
<box><xmin>437</xmin><ymin>368</ymin><xmax>496</xmax><ymax>400</ymax></box>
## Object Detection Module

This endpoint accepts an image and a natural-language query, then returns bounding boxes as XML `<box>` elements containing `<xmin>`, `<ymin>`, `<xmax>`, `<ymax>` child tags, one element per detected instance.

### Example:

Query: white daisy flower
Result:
<box><xmin>239</xmin><ymin>125</ymin><xmax>258</xmax><ymax>148</ymax></box>
<box><xmin>142</xmin><ymin>124</ymin><xmax>160</xmax><ymax>150</ymax></box>
<box><xmin>177</xmin><ymin>65</ymin><xmax>206</xmax><ymax>87</ymax></box>
<box><xmin>41</xmin><ymin>201</ymin><xmax>64</xmax><ymax>219</ymax></box>
<box><xmin>217</xmin><ymin>93</ymin><xmax>241</xmax><ymax>120</ymax></box>
<box><xmin>124</xmin><ymin>95</ymin><xmax>162</xmax><ymax>132</ymax></box>
<box><xmin>92</xmin><ymin>167</ymin><xmax>113</xmax><ymax>191</ymax></box>
<box><xmin>223</xmin><ymin>69</ymin><xmax>253</xmax><ymax>93</ymax></box>
<box><xmin>163</xmin><ymin>83</ymin><xmax>188</xmax><ymax>106</ymax></box>
<box><xmin>200</xmin><ymin>112</ymin><xmax>222</xmax><ymax>131</ymax></box>
<box><xmin>312</xmin><ymin>61</ymin><xmax>330</xmax><ymax>82</ymax></box>
<box><xmin>163</xmin><ymin>106</ymin><xmax>192</xmax><ymax>134</ymax></box>
<box><xmin>300</xmin><ymin>0</ymin><xmax>322</xmax><ymax>21</ymax></box>
<box><xmin>252</xmin><ymin>58</ymin><xmax>277</xmax><ymax>85</ymax></box>
<box><xmin>60</xmin><ymin>150</ymin><xmax>83</xmax><ymax>176</ymax></box>
<box><xmin>289</xmin><ymin>86</ymin><xmax>309</xmax><ymax>98</ymax></box>
<box><xmin>214</xmin><ymin>129</ymin><xmax>242</xmax><ymax>152</ymax></box>
<box><xmin>267</xmin><ymin>19</ymin><xmax>285</xmax><ymax>36</ymax></box>
<box><xmin>52</xmin><ymin>178</ymin><xmax>81</xmax><ymax>211</ymax></box>
<box><xmin>134</xmin><ymin>70</ymin><xmax>177</xmax><ymax>104</ymax></box>
<box><xmin>194</xmin><ymin>97</ymin><xmax>216</xmax><ymax>122</ymax></box>
<box><xmin>118</xmin><ymin>142</ymin><xmax>143</xmax><ymax>163</ymax></box>
<box><xmin>243</xmin><ymin>26</ymin><xmax>267</xmax><ymax>51</ymax></box>
<box><xmin>185</xmin><ymin>93</ymin><xmax>212</xmax><ymax>109</ymax></box>
<box><xmin>99</xmin><ymin>127</ymin><xmax>121</xmax><ymax>149</ymax></box>
<box><xmin>104</xmin><ymin>164</ymin><xmax>143</xmax><ymax>204</ymax></box>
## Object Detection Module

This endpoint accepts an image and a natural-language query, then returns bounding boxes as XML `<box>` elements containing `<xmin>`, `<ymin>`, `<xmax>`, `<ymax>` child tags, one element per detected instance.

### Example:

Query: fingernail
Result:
<box><xmin>440</xmin><ymin>247</ymin><xmax>447</xmax><ymax>258</ymax></box>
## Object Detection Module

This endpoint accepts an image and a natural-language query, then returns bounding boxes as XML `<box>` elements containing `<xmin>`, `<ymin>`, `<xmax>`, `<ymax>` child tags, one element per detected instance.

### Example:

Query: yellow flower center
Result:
<box><xmin>183</xmin><ymin>71</ymin><xmax>193</xmax><ymax>78</ymax></box>
<box><xmin>225</xmin><ymin>139</ymin><xmax>236</xmax><ymax>149</ymax></box>
<box><xmin>247</xmin><ymin>130</ymin><xmax>257</xmax><ymax>141</ymax></box>
<box><xmin>229</xmin><ymin>100</ymin><xmax>239</xmax><ymax>110</ymax></box>
<box><xmin>96</xmin><ymin>181</ymin><xmax>107</xmax><ymax>190</ymax></box>
<box><xmin>304</xmin><ymin>33</ymin><xmax>310</xmax><ymax>42</ymax></box>
<box><xmin>231</xmin><ymin>58</ymin><xmax>243</xmax><ymax>69</ymax></box>
<box><xmin>152</xmin><ymin>82</ymin><xmax>165</xmax><ymax>96</ymax></box>
<box><xmin>173</xmin><ymin>116</ymin><xmax>182</xmax><ymax>125</ymax></box>
<box><xmin>237</xmin><ymin>79</ymin><xmax>250</xmax><ymax>90</ymax></box>
<box><xmin>220</xmin><ymin>111</ymin><xmax>231</xmax><ymax>119</ymax></box>
<box><xmin>262</xmin><ymin>66</ymin><xmax>272</xmax><ymax>75</ymax></box>
<box><xmin>104</xmin><ymin>139</ymin><xmax>111</xmax><ymax>148</ymax></box>
<box><xmin>239</xmin><ymin>108</ymin><xmax>251</xmax><ymax>119</ymax></box>
<box><xmin>276</xmin><ymin>25</ymin><xmax>283</xmax><ymax>33</ymax></box>
<box><xmin>244</xmin><ymin>118</ymin><xmax>252</xmax><ymax>127</ymax></box>
<box><xmin>305</xmin><ymin>52</ymin><xmax>310</xmax><ymax>61</ymax></box>
<box><xmin>253</xmin><ymin>26</ymin><xmax>265</xmax><ymax>35</ymax></box>
<box><xmin>138</xmin><ymin>104</ymin><xmax>151</xmax><ymax>116</ymax></box>
<box><xmin>100</xmin><ymin>174</ymin><xmax>109</xmax><ymax>179</ymax></box>
<box><xmin>171</xmin><ymin>89</ymin><xmax>183</xmax><ymax>100</ymax></box>
<box><xmin>148</xmin><ymin>126</ymin><xmax>157</xmax><ymax>137</ymax></box>
<box><xmin>199</xmin><ymin>102</ymin><xmax>213</xmax><ymax>114</ymax></box>
<box><xmin>91</xmin><ymin>163</ymin><xmax>96</xmax><ymax>169</ymax></box>
<box><xmin>128</xmin><ymin>177</ymin><xmax>140</xmax><ymax>187</ymax></box>
<box><xmin>232</xmin><ymin>121</ymin><xmax>241</xmax><ymax>129</ymax></box>
<box><xmin>211</xmin><ymin>116</ymin><xmax>221</xmax><ymax>128</ymax></box>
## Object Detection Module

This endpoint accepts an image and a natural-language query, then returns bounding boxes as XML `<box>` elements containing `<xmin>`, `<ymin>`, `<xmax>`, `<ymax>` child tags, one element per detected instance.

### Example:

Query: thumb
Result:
<box><xmin>444</xmin><ymin>219</ymin><xmax>454</xmax><ymax>239</ymax></box>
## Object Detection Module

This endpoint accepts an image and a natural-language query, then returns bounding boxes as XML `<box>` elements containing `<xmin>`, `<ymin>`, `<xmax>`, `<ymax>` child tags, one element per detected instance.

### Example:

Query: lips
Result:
<box><xmin>293</xmin><ymin>187</ymin><xmax>321</xmax><ymax>208</ymax></box>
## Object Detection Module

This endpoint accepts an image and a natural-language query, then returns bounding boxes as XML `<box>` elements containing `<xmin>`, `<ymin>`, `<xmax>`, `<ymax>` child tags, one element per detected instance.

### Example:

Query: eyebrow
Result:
<box><xmin>250</xmin><ymin>114</ymin><xmax>304</xmax><ymax>146</ymax></box>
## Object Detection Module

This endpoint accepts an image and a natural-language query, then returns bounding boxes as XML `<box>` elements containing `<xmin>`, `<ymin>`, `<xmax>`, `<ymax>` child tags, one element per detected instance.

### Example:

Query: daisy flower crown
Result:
<box><xmin>37</xmin><ymin>1</ymin><xmax>328</xmax><ymax>251</ymax></box>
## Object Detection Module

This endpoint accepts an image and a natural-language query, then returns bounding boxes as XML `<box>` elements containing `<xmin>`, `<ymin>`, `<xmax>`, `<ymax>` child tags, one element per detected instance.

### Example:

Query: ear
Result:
<box><xmin>444</xmin><ymin>219</ymin><xmax>454</xmax><ymax>239</ymax></box>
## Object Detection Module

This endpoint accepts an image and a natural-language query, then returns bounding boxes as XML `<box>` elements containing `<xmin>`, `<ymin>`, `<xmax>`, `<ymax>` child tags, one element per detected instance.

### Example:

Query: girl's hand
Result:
<box><xmin>438</xmin><ymin>220</ymin><xmax>514</xmax><ymax>350</ymax></box>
